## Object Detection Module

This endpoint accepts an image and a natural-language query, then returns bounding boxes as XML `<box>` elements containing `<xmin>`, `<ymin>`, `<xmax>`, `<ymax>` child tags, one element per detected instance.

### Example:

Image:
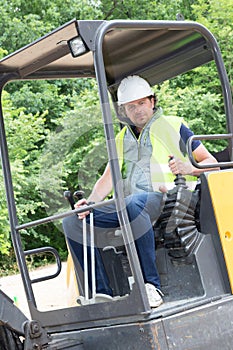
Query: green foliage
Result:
<box><xmin>100</xmin><ymin>0</ymin><xmax>196</xmax><ymax>21</ymax></box>
<box><xmin>0</xmin><ymin>90</ymin><xmax>56</xmax><ymax>263</ymax></box>
<box><xmin>157</xmin><ymin>69</ymin><xmax>227</xmax><ymax>152</ymax></box>
<box><xmin>8</xmin><ymin>81</ymin><xmax>69</xmax><ymax>129</ymax></box>
<box><xmin>0</xmin><ymin>48</ymin><xmax>8</xmax><ymax>59</ymax></box>
<box><xmin>0</xmin><ymin>0</ymin><xmax>103</xmax><ymax>53</ymax></box>
<box><xmin>192</xmin><ymin>0</ymin><xmax>233</xmax><ymax>85</ymax></box>
<box><xmin>38</xmin><ymin>81</ymin><xmax>115</xmax><ymax>215</ymax></box>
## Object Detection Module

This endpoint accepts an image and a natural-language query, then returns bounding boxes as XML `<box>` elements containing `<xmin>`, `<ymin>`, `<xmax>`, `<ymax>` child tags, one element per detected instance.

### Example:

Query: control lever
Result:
<box><xmin>169</xmin><ymin>156</ymin><xmax>187</xmax><ymax>188</ymax></box>
<box><xmin>64</xmin><ymin>190</ymin><xmax>75</xmax><ymax>209</ymax></box>
<box><xmin>64</xmin><ymin>189</ymin><xmax>85</xmax><ymax>210</ymax></box>
<box><xmin>73</xmin><ymin>190</ymin><xmax>85</xmax><ymax>201</ymax></box>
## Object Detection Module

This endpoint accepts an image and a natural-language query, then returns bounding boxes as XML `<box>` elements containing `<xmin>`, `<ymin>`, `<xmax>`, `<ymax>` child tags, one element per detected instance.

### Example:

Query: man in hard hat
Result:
<box><xmin>63</xmin><ymin>75</ymin><xmax>218</xmax><ymax>308</ymax></box>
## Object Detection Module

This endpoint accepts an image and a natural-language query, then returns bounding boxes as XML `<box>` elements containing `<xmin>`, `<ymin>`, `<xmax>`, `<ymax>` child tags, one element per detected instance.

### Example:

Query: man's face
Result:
<box><xmin>124</xmin><ymin>97</ymin><xmax>154</xmax><ymax>130</ymax></box>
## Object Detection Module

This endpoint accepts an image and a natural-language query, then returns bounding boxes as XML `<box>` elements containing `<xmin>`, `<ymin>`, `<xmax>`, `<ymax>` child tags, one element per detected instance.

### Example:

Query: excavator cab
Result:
<box><xmin>0</xmin><ymin>18</ymin><xmax>233</xmax><ymax>349</ymax></box>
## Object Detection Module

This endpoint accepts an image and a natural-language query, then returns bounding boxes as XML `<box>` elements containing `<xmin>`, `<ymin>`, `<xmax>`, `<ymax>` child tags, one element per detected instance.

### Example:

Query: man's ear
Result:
<box><xmin>118</xmin><ymin>105</ymin><xmax>126</xmax><ymax>118</ymax></box>
<box><xmin>150</xmin><ymin>96</ymin><xmax>155</xmax><ymax>109</ymax></box>
<box><xmin>152</xmin><ymin>95</ymin><xmax>157</xmax><ymax>107</ymax></box>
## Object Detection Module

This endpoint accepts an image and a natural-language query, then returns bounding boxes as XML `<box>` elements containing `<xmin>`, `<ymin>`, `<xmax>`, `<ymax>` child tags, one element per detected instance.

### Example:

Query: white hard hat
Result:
<box><xmin>117</xmin><ymin>75</ymin><xmax>154</xmax><ymax>105</ymax></box>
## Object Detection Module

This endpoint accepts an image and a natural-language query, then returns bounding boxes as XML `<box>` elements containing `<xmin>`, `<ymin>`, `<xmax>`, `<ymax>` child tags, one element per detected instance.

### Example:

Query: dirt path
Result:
<box><xmin>0</xmin><ymin>262</ymin><xmax>69</xmax><ymax>319</ymax></box>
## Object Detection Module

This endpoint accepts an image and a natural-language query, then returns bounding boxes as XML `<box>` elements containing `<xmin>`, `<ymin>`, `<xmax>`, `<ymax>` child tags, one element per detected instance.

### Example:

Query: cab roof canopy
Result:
<box><xmin>0</xmin><ymin>18</ymin><xmax>215</xmax><ymax>90</ymax></box>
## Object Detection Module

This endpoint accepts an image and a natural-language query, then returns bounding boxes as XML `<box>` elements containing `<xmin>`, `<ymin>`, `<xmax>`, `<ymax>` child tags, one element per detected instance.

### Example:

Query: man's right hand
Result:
<box><xmin>159</xmin><ymin>185</ymin><xmax>168</xmax><ymax>193</ymax></box>
<box><xmin>74</xmin><ymin>198</ymin><xmax>90</xmax><ymax>220</ymax></box>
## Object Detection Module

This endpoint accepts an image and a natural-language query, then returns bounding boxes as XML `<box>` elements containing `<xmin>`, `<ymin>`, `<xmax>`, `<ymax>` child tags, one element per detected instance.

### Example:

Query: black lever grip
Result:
<box><xmin>64</xmin><ymin>190</ymin><xmax>75</xmax><ymax>209</ymax></box>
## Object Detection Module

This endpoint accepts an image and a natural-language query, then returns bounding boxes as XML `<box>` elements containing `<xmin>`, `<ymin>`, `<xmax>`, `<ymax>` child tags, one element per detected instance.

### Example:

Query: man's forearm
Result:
<box><xmin>191</xmin><ymin>156</ymin><xmax>219</xmax><ymax>177</ymax></box>
<box><xmin>88</xmin><ymin>172</ymin><xmax>113</xmax><ymax>202</ymax></box>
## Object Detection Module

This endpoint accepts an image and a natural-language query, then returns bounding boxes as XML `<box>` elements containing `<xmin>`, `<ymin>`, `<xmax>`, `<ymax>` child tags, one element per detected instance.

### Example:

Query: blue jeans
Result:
<box><xmin>62</xmin><ymin>192</ymin><xmax>164</xmax><ymax>296</ymax></box>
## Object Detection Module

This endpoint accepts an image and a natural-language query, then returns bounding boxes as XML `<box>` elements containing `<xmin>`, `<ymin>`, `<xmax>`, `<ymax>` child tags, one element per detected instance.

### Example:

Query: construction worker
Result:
<box><xmin>62</xmin><ymin>75</ymin><xmax>218</xmax><ymax>308</ymax></box>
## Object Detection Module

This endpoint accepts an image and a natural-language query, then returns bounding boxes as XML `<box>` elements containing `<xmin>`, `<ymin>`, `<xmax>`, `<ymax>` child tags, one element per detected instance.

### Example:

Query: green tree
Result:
<box><xmin>192</xmin><ymin>0</ymin><xmax>233</xmax><ymax>86</ymax></box>
<box><xmin>99</xmin><ymin>0</ymin><xmax>196</xmax><ymax>21</ymax></box>
<box><xmin>0</xmin><ymin>90</ymin><xmax>47</xmax><ymax>257</ymax></box>
<box><xmin>0</xmin><ymin>0</ymin><xmax>102</xmax><ymax>53</ymax></box>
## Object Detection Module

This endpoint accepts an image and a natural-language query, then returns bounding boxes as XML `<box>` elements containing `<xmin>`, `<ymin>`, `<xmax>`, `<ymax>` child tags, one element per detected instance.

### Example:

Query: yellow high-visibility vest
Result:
<box><xmin>115</xmin><ymin>115</ymin><xmax>197</xmax><ymax>191</ymax></box>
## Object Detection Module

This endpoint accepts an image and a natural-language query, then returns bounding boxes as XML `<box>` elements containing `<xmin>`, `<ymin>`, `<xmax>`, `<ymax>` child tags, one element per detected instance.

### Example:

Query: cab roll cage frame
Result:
<box><xmin>0</xmin><ymin>19</ymin><xmax>232</xmax><ymax>332</ymax></box>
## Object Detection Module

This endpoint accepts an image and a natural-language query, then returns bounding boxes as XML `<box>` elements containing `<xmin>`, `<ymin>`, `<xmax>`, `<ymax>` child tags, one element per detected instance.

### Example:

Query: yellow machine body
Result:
<box><xmin>207</xmin><ymin>170</ymin><xmax>233</xmax><ymax>291</ymax></box>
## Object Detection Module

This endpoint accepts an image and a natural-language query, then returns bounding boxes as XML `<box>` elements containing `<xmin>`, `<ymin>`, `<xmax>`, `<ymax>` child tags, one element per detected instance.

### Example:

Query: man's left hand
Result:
<box><xmin>168</xmin><ymin>156</ymin><xmax>193</xmax><ymax>175</ymax></box>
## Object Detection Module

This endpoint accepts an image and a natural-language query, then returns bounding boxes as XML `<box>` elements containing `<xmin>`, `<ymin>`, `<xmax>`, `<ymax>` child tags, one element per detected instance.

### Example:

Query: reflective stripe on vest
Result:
<box><xmin>115</xmin><ymin>115</ymin><xmax>197</xmax><ymax>191</ymax></box>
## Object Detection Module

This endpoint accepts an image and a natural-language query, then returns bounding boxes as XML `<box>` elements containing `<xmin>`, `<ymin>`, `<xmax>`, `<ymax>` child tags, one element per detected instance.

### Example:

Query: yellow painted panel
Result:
<box><xmin>207</xmin><ymin>170</ymin><xmax>233</xmax><ymax>292</ymax></box>
<box><xmin>66</xmin><ymin>252</ymin><xmax>79</xmax><ymax>306</ymax></box>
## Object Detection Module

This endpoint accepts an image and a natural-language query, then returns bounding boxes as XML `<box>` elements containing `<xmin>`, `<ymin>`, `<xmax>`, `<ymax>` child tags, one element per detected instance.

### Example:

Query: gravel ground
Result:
<box><xmin>0</xmin><ymin>262</ymin><xmax>69</xmax><ymax>319</ymax></box>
